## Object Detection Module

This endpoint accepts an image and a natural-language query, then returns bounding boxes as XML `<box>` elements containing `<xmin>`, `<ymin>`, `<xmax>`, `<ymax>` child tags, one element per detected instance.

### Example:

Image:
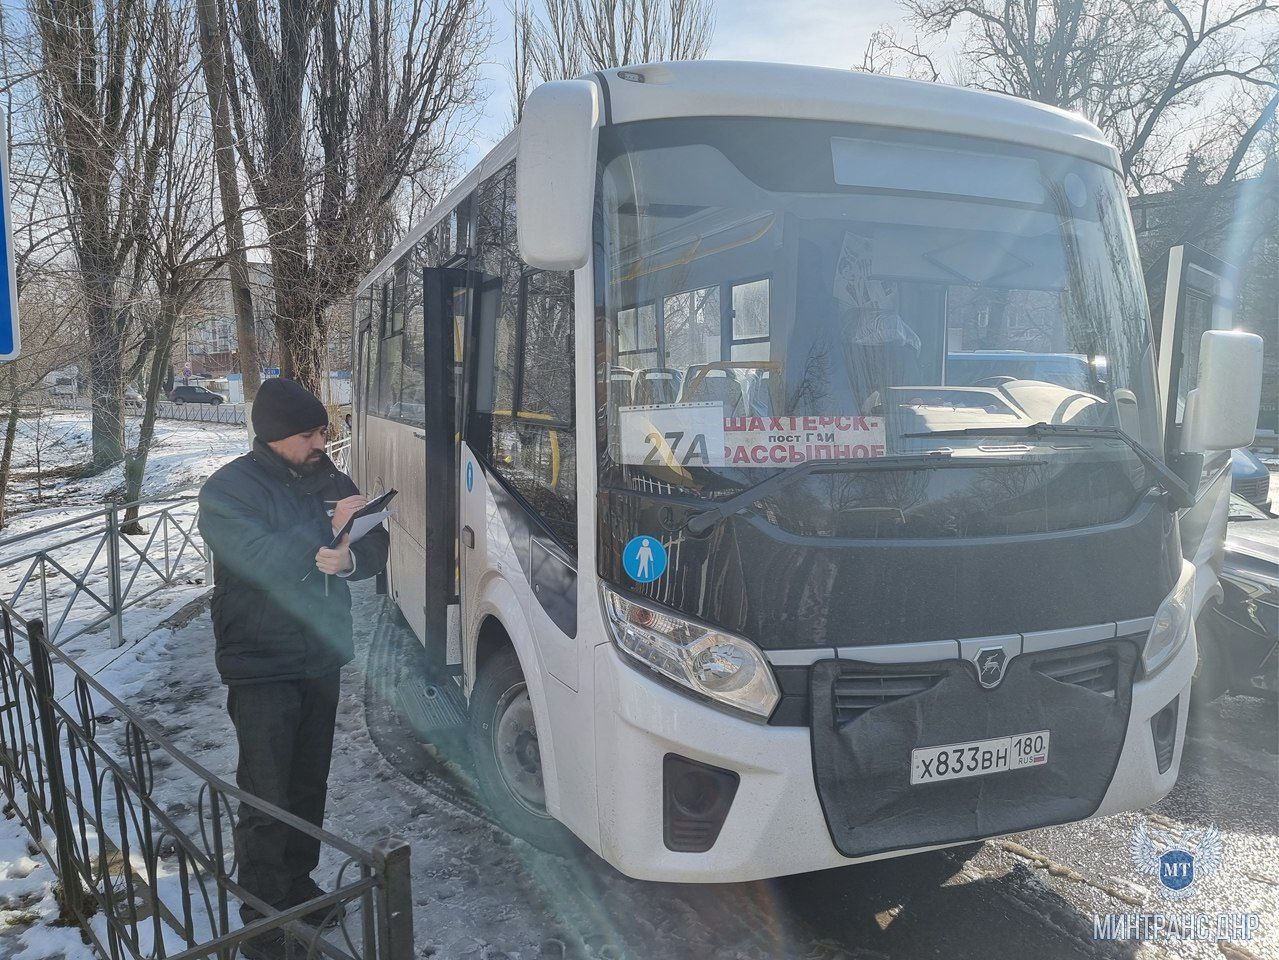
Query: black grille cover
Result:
<box><xmin>833</xmin><ymin>668</ymin><xmax>945</xmax><ymax>723</ymax></box>
<box><xmin>1035</xmin><ymin>645</ymin><xmax>1121</xmax><ymax>696</ymax></box>
<box><xmin>809</xmin><ymin>640</ymin><xmax>1139</xmax><ymax>858</ymax></box>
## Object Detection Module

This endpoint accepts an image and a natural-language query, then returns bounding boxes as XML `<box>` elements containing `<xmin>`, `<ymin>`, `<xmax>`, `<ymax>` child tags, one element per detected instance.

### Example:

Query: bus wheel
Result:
<box><xmin>1190</xmin><ymin>611</ymin><xmax>1228</xmax><ymax>715</ymax></box>
<box><xmin>469</xmin><ymin>646</ymin><xmax>576</xmax><ymax>854</ymax></box>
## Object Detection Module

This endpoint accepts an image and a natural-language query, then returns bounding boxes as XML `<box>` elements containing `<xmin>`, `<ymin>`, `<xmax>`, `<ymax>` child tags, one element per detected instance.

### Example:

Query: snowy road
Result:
<box><xmin>347</xmin><ymin>585</ymin><xmax>1278</xmax><ymax>960</ymax></box>
<box><xmin>0</xmin><ymin>581</ymin><xmax>1274</xmax><ymax>960</ymax></box>
<box><xmin>0</xmin><ymin>432</ymin><xmax>1273</xmax><ymax>959</ymax></box>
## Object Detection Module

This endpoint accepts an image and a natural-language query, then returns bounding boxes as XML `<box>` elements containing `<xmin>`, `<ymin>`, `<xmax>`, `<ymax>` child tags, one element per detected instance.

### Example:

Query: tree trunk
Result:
<box><xmin>276</xmin><ymin>307</ymin><xmax>325</xmax><ymax>394</ymax></box>
<box><xmin>0</xmin><ymin>394</ymin><xmax>21</xmax><ymax>530</ymax></box>
<box><xmin>87</xmin><ymin>279</ymin><xmax>125</xmax><ymax>469</ymax></box>
<box><xmin>121</xmin><ymin>301</ymin><xmax>178</xmax><ymax>532</ymax></box>
<box><xmin>195</xmin><ymin>0</ymin><xmax>261</xmax><ymax>405</ymax></box>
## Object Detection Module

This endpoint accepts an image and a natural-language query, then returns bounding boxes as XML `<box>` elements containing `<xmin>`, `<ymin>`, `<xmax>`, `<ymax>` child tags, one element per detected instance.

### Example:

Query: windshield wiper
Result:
<box><xmin>903</xmin><ymin>423</ymin><xmax>1193</xmax><ymax>510</ymax></box>
<box><xmin>682</xmin><ymin>452</ymin><xmax>1046</xmax><ymax>536</ymax></box>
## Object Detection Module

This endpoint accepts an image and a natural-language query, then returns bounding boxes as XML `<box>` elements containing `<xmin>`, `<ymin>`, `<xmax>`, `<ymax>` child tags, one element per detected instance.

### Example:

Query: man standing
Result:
<box><xmin>198</xmin><ymin>378</ymin><xmax>389</xmax><ymax>950</ymax></box>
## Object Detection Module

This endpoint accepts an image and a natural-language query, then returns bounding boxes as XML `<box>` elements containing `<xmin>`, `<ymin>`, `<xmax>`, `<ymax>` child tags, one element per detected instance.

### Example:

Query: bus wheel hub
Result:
<box><xmin>496</xmin><ymin>687</ymin><xmax>546</xmax><ymax>811</ymax></box>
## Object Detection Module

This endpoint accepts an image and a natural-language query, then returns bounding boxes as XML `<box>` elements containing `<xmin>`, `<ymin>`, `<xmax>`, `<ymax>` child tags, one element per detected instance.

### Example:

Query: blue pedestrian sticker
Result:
<box><xmin>466</xmin><ymin>461</ymin><xmax>474</xmax><ymax>492</ymax></box>
<box><xmin>622</xmin><ymin>535</ymin><xmax>667</xmax><ymax>583</ymax></box>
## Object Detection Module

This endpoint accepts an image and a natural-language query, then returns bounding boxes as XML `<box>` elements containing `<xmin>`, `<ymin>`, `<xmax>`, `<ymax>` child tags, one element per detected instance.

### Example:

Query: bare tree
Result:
<box><xmin>0</xmin><ymin>278</ymin><xmax>81</xmax><ymax>528</ymax></box>
<box><xmin>121</xmin><ymin>0</ymin><xmax>226</xmax><ymax>530</ymax></box>
<box><xmin>0</xmin><ymin>10</ymin><xmax>81</xmax><ymax>527</ymax></box>
<box><xmin>219</xmin><ymin>0</ymin><xmax>486</xmax><ymax>393</ymax></box>
<box><xmin>511</xmin><ymin>0</ymin><xmax>715</xmax><ymax>115</ymax></box>
<box><xmin>29</xmin><ymin>0</ymin><xmax>163</xmax><ymax>469</ymax></box>
<box><xmin>866</xmin><ymin>0</ymin><xmax>1278</xmax><ymax>192</ymax></box>
<box><xmin>860</xmin><ymin>26</ymin><xmax>942</xmax><ymax>82</ymax></box>
<box><xmin>195</xmin><ymin>0</ymin><xmax>261</xmax><ymax>407</ymax></box>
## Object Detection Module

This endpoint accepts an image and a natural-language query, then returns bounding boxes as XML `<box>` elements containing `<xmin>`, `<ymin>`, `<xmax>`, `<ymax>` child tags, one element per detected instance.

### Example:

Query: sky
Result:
<box><xmin>462</xmin><ymin>0</ymin><xmax>914</xmax><ymax>168</ymax></box>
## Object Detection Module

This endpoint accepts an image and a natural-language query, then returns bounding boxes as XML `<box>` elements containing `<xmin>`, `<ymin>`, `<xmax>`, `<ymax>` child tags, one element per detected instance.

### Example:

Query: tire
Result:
<box><xmin>468</xmin><ymin>646</ymin><xmax>578</xmax><ymax>854</ymax></box>
<box><xmin>1190</xmin><ymin>611</ymin><xmax>1228</xmax><ymax>714</ymax></box>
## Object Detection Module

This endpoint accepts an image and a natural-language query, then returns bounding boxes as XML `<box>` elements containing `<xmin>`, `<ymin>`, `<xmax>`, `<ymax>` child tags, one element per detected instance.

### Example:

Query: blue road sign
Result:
<box><xmin>0</xmin><ymin>107</ymin><xmax>20</xmax><ymax>362</ymax></box>
<box><xmin>265</xmin><ymin>367</ymin><xmax>280</xmax><ymax>376</ymax></box>
<box><xmin>622</xmin><ymin>535</ymin><xmax>668</xmax><ymax>584</ymax></box>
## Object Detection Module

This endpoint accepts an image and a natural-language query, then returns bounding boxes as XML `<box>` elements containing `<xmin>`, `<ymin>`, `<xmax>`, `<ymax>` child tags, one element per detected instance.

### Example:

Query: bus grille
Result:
<box><xmin>833</xmin><ymin>669</ymin><xmax>943</xmax><ymax>723</ymax></box>
<box><xmin>1035</xmin><ymin>646</ymin><xmax>1120</xmax><ymax>697</ymax></box>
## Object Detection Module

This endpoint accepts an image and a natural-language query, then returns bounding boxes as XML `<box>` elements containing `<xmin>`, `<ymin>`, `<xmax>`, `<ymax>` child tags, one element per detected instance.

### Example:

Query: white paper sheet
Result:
<box><xmin>347</xmin><ymin>509</ymin><xmax>393</xmax><ymax>544</ymax></box>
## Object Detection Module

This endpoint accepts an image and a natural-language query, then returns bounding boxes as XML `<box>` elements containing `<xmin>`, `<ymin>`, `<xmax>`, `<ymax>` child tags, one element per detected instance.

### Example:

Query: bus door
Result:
<box><xmin>1157</xmin><ymin>244</ymin><xmax>1237</xmax><ymax>570</ymax></box>
<box><xmin>422</xmin><ymin>266</ymin><xmax>468</xmax><ymax>671</ymax></box>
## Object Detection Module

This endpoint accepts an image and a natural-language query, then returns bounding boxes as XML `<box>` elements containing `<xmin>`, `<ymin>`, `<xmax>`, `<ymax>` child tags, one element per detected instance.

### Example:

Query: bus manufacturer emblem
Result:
<box><xmin>974</xmin><ymin>647</ymin><xmax>1009</xmax><ymax>688</ymax></box>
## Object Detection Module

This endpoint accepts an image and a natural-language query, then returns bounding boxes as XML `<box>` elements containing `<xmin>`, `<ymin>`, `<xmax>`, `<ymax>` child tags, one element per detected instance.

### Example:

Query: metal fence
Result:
<box><xmin>327</xmin><ymin>438</ymin><xmax>351</xmax><ymax>474</ymax></box>
<box><xmin>0</xmin><ymin>437</ymin><xmax>354</xmax><ymax>651</ymax></box>
<box><xmin>0</xmin><ymin>607</ymin><xmax>413</xmax><ymax>960</ymax></box>
<box><xmin>149</xmin><ymin>400</ymin><xmax>247</xmax><ymax>426</ymax></box>
<box><xmin>0</xmin><ymin>492</ymin><xmax>208</xmax><ymax>649</ymax></box>
<box><xmin>59</xmin><ymin>397</ymin><xmax>250</xmax><ymax>426</ymax></box>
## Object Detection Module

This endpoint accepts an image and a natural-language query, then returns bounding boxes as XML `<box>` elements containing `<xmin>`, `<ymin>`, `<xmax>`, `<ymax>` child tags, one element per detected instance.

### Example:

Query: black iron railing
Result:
<box><xmin>0</xmin><ymin>605</ymin><xmax>413</xmax><ymax>960</ymax></box>
<box><xmin>0</xmin><ymin>492</ymin><xmax>208</xmax><ymax>648</ymax></box>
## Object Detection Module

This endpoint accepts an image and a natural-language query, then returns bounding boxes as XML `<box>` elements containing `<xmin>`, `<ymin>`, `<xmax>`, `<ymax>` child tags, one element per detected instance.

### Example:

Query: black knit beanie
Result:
<box><xmin>252</xmin><ymin>378</ymin><xmax>328</xmax><ymax>442</ymax></box>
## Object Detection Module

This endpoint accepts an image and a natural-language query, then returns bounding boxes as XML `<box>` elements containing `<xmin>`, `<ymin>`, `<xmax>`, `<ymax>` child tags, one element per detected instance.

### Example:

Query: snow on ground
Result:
<box><xmin>0</xmin><ymin>418</ymin><xmax>1275</xmax><ymax>960</ymax></box>
<box><xmin>0</xmin><ymin>415</ymin><xmax>248</xmax><ymax>659</ymax></box>
<box><xmin>3</xmin><ymin>413</ymin><xmax>248</xmax><ymax>536</ymax></box>
<box><xmin>0</xmin><ymin>830</ymin><xmax>94</xmax><ymax>960</ymax></box>
<box><xmin>0</xmin><ymin>414</ymin><xmax>250</xmax><ymax>960</ymax></box>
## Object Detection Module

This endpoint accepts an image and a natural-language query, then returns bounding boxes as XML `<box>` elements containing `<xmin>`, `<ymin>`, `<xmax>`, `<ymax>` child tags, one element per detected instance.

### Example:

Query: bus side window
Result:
<box><xmin>513</xmin><ymin>270</ymin><xmax>577</xmax><ymax>548</ymax></box>
<box><xmin>467</xmin><ymin>168</ymin><xmax>508</xmax><ymax>458</ymax></box>
<box><xmin>466</xmin><ymin>161</ymin><xmax>578</xmax><ymax>553</ymax></box>
<box><xmin>375</xmin><ymin>278</ymin><xmax>404</xmax><ymax>419</ymax></box>
<box><xmin>400</xmin><ymin>248</ymin><xmax>427</xmax><ymax>424</ymax></box>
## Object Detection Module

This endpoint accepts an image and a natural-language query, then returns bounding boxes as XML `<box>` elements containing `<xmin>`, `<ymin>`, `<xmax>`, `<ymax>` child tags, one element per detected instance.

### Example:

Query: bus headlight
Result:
<box><xmin>602</xmin><ymin>586</ymin><xmax>780</xmax><ymax>718</ymax></box>
<box><xmin>1144</xmin><ymin>565</ymin><xmax>1195</xmax><ymax>675</ymax></box>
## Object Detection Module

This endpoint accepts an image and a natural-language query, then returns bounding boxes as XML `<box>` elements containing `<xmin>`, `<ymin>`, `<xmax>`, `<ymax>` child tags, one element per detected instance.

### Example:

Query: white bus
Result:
<box><xmin>350</xmin><ymin>61</ymin><xmax>1262</xmax><ymax>882</ymax></box>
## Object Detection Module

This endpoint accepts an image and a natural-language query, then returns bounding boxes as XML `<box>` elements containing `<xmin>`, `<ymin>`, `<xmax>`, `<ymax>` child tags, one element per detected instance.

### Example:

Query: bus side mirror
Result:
<box><xmin>1182</xmin><ymin>330</ymin><xmax>1263</xmax><ymax>452</ymax></box>
<box><xmin>516</xmin><ymin>79</ymin><xmax>600</xmax><ymax>271</ymax></box>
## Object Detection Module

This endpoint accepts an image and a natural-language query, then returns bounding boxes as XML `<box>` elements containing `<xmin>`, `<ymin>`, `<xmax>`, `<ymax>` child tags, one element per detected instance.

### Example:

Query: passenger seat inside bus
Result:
<box><xmin>747</xmin><ymin>371</ymin><xmax>776</xmax><ymax>418</ymax></box>
<box><xmin>609</xmin><ymin>366</ymin><xmax>636</xmax><ymax>407</ymax></box>
<box><xmin>632</xmin><ymin>368</ymin><xmax>683</xmax><ymax>406</ymax></box>
<box><xmin>679</xmin><ymin>369</ymin><xmax>747</xmax><ymax>416</ymax></box>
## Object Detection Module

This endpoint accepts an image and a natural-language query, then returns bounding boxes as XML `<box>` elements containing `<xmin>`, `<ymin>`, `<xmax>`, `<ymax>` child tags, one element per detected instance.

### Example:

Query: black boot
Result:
<box><xmin>287</xmin><ymin>877</ymin><xmax>347</xmax><ymax>929</ymax></box>
<box><xmin>238</xmin><ymin>921</ymin><xmax>299</xmax><ymax>960</ymax></box>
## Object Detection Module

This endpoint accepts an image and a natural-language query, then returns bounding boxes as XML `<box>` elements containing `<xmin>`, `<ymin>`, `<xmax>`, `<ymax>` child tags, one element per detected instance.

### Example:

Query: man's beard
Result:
<box><xmin>298</xmin><ymin>453</ymin><xmax>326</xmax><ymax>475</ymax></box>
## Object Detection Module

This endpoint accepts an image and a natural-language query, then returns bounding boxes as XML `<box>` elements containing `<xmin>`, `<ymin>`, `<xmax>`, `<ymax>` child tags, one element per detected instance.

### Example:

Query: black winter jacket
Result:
<box><xmin>198</xmin><ymin>439</ymin><xmax>389</xmax><ymax>684</ymax></box>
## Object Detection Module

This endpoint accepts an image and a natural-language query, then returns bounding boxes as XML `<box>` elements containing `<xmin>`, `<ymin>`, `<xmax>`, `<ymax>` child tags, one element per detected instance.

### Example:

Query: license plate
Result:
<box><xmin>910</xmin><ymin>730</ymin><xmax>1050</xmax><ymax>785</ymax></box>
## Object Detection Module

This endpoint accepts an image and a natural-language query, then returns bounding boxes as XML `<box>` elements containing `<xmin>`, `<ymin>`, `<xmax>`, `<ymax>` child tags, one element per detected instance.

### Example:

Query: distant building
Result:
<box><xmin>175</xmin><ymin>261</ymin><xmax>352</xmax><ymax>391</ymax></box>
<box><xmin>175</xmin><ymin>261</ymin><xmax>277</xmax><ymax>382</ymax></box>
<box><xmin>42</xmin><ymin>365</ymin><xmax>81</xmax><ymax>398</ymax></box>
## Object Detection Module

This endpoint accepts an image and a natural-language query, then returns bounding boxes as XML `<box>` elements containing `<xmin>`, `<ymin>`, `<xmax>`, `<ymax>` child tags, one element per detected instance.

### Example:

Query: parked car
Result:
<box><xmin>124</xmin><ymin>386</ymin><xmax>146</xmax><ymax>410</ymax></box>
<box><xmin>1193</xmin><ymin>494</ymin><xmax>1278</xmax><ymax>708</ymax></box>
<box><xmin>168</xmin><ymin>384</ymin><xmax>224</xmax><ymax>405</ymax></box>
<box><xmin>1231</xmin><ymin>446</ymin><xmax>1272</xmax><ymax>514</ymax></box>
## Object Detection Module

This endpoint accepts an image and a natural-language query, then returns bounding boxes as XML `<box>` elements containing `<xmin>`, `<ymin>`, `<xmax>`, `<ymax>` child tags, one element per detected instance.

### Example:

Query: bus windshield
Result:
<box><xmin>595</xmin><ymin>117</ymin><xmax>1161</xmax><ymax>537</ymax></box>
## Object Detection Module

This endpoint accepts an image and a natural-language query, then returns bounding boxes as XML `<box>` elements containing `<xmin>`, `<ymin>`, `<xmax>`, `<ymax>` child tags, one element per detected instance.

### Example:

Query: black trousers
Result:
<box><xmin>226</xmin><ymin>671</ymin><xmax>341</xmax><ymax>913</ymax></box>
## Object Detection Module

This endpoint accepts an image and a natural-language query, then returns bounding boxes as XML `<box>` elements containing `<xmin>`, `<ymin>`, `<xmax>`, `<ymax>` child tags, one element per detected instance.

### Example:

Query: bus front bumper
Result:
<box><xmin>589</xmin><ymin>632</ymin><xmax>1194</xmax><ymax>883</ymax></box>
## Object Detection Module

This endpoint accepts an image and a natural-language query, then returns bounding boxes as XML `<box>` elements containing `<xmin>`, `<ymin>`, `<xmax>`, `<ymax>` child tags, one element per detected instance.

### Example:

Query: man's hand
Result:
<box><xmin>316</xmin><ymin>536</ymin><xmax>353</xmax><ymax>575</ymax></box>
<box><xmin>330</xmin><ymin>495</ymin><xmax>367</xmax><ymax>537</ymax></box>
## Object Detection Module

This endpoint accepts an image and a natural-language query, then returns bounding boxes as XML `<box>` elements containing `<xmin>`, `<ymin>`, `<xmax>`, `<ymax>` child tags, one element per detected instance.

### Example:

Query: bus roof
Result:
<box><xmin>598</xmin><ymin>61</ymin><xmax>1117</xmax><ymax>170</ymax></box>
<box><xmin>357</xmin><ymin>61</ymin><xmax>1118</xmax><ymax>297</ymax></box>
